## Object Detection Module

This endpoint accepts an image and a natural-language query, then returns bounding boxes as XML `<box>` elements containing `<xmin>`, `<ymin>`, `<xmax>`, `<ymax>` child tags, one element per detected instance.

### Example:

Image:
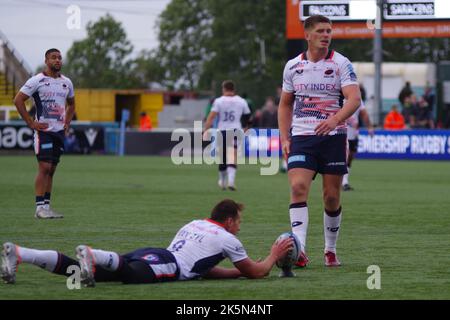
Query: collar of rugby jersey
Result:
<box><xmin>205</xmin><ymin>218</ymin><xmax>225</xmax><ymax>228</ymax></box>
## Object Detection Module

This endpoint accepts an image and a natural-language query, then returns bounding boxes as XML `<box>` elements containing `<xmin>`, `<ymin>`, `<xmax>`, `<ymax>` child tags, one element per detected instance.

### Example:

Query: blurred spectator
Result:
<box><xmin>139</xmin><ymin>112</ymin><xmax>152</xmax><ymax>131</ymax></box>
<box><xmin>274</xmin><ymin>85</ymin><xmax>282</xmax><ymax>106</ymax></box>
<box><xmin>258</xmin><ymin>96</ymin><xmax>278</xmax><ymax>128</ymax></box>
<box><xmin>412</xmin><ymin>96</ymin><xmax>435</xmax><ymax>129</ymax></box>
<box><xmin>384</xmin><ymin>105</ymin><xmax>405</xmax><ymax>130</ymax></box>
<box><xmin>422</xmin><ymin>84</ymin><xmax>435</xmax><ymax>120</ymax></box>
<box><xmin>398</xmin><ymin>81</ymin><xmax>413</xmax><ymax>107</ymax></box>
<box><xmin>402</xmin><ymin>94</ymin><xmax>417</xmax><ymax>126</ymax></box>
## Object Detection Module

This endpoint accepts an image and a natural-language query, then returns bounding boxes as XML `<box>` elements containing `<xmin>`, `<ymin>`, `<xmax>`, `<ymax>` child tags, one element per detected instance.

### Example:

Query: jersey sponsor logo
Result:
<box><xmin>142</xmin><ymin>254</ymin><xmax>160</xmax><ymax>262</ymax></box>
<box><xmin>288</xmin><ymin>155</ymin><xmax>306</xmax><ymax>164</ymax></box>
<box><xmin>325</xmin><ymin>69</ymin><xmax>334</xmax><ymax>75</ymax></box>
<box><xmin>294</xmin><ymin>83</ymin><xmax>338</xmax><ymax>91</ymax></box>
<box><xmin>292</xmin><ymin>221</ymin><xmax>303</xmax><ymax>227</ymax></box>
<box><xmin>296</xmin><ymin>69</ymin><xmax>304</xmax><ymax>75</ymax></box>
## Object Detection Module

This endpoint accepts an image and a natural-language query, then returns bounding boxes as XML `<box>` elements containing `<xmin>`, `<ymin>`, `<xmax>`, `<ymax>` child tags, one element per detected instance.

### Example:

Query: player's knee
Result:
<box><xmin>323</xmin><ymin>194</ymin><xmax>340</xmax><ymax>210</ymax></box>
<box><xmin>290</xmin><ymin>182</ymin><xmax>308</xmax><ymax>199</ymax></box>
<box><xmin>39</xmin><ymin>166</ymin><xmax>52</xmax><ymax>176</ymax></box>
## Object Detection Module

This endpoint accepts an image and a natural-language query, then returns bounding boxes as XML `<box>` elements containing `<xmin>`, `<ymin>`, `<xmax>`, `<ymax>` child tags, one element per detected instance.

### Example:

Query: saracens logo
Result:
<box><xmin>324</xmin><ymin>68</ymin><xmax>335</xmax><ymax>78</ymax></box>
<box><xmin>142</xmin><ymin>254</ymin><xmax>160</xmax><ymax>262</ymax></box>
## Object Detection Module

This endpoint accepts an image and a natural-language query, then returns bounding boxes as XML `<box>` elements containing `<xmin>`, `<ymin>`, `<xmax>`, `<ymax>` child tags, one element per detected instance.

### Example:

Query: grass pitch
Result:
<box><xmin>0</xmin><ymin>155</ymin><xmax>449</xmax><ymax>300</ymax></box>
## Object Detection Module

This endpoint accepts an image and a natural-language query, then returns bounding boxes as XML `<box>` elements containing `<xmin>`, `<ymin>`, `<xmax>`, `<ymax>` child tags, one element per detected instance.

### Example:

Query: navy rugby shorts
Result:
<box><xmin>287</xmin><ymin>134</ymin><xmax>348</xmax><ymax>175</ymax></box>
<box><xmin>34</xmin><ymin>130</ymin><xmax>65</xmax><ymax>164</ymax></box>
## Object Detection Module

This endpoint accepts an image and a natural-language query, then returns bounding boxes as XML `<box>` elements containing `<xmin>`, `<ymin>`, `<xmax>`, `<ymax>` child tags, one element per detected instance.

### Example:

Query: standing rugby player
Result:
<box><xmin>278</xmin><ymin>15</ymin><xmax>361</xmax><ymax>267</ymax></box>
<box><xmin>14</xmin><ymin>49</ymin><xmax>75</xmax><ymax>219</ymax></box>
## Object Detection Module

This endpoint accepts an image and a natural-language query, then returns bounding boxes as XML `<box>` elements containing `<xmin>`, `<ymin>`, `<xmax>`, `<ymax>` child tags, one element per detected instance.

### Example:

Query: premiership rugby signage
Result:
<box><xmin>357</xmin><ymin>129</ymin><xmax>450</xmax><ymax>160</ymax></box>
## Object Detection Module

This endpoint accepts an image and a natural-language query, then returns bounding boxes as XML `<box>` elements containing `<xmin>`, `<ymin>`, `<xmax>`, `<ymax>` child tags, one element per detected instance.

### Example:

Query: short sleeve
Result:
<box><xmin>211</xmin><ymin>98</ymin><xmax>220</xmax><ymax>113</ymax></box>
<box><xmin>67</xmin><ymin>78</ymin><xmax>75</xmax><ymax>98</ymax></box>
<box><xmin>19</xmin><ymin>76</ymin><xmax>38</xmax><ymax>97</ymax></box>
<box><xmin>339</xmin><ymin>58</ymin><xmax>358</xmax><ymax>88</ymax></box>
<box><xmin>243</xmin><ymin>100</ymin><xmax>251</xmax><ymax>115</ymax></box>
<box><xmin>282</xmin><ymin>62</ymin><xmax>295</xmax><ymax>93</ymax></box>
<box><xmin>222</xmin><ymin>235</ymin><xmax>248</xmax><ymax>263</ymax></box>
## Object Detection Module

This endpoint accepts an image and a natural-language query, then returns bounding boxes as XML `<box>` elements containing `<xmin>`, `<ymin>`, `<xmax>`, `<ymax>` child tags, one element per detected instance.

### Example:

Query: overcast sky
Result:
<box><xmin>0</xmin><ymin>0</ymin><xmax>171</xmax><ymax>72</ymax></box>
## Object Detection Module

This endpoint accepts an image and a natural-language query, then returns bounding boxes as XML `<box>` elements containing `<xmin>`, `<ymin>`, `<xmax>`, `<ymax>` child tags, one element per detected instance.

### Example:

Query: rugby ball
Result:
<box><xmin>275</xmin><ymin>232</ymin><xmax>302</xmax><ymax>269</ymax></box>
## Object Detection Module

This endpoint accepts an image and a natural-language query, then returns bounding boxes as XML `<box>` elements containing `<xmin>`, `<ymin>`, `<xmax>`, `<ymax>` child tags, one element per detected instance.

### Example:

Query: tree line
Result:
<box><xmin>59</xmin><ymin>0</ymin><xmax>450</xmax><ymax>108</ymax></box>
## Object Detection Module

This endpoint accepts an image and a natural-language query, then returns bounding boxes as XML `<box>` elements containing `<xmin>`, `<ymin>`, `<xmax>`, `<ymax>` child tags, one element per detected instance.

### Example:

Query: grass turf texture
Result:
<box><xmin>0</xmin><ymin>155</ymin><xmax>449</xmax><ymax>300</ymax></box>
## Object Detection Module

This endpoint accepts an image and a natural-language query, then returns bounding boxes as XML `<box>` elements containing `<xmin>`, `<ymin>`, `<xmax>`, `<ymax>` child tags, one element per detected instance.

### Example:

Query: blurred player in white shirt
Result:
<box><xmin>204</xmin><ymin>80</ymin><xmax>251</xmax><ymax>191</ymax></box>
<box><xmin>343</xmin><ymin>100</ymin><xmax>374</xmax><ymax>191</ymax></box>
<box><xmin>278</xmin><ymin>15</ymin><xmax>361</xmax><ymax>267</ymax></box>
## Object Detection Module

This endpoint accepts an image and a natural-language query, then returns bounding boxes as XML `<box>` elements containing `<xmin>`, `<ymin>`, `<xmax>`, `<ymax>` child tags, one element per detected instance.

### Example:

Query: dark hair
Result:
<box><xmin>210</xmin><ymin>199</ymin><xmax>244</xmax><ymax>223</ymax></box>
<box><xmin>222</xmin><ymin>80</ymin><xmax>235</xmax><ymax>92</ymax></box>
<box><xmin>304</xmin><ymin>15</ymin><xmax>332</xmax><ymax>30</ymax></box>
<box><xmin>45</xmin><ymin>48</ymin><xmax>60</xmax><ymax>58</ymax></box>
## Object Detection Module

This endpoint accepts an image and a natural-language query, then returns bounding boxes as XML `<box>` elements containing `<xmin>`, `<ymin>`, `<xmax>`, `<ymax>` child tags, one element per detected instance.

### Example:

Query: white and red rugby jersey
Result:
<box><xmin>20</xmin><ymin>72</ymin><xmax>74</xmax><ymax>133</ymax></box>
<box><xmin>282</xmin><ymin>50</ymin><xmax>358</xmax><ymax>136</ymax></box>
<box><xmin>167</xmin><ymin>219</ymin><xmax>248</xmax><ymax>280</ymax></box>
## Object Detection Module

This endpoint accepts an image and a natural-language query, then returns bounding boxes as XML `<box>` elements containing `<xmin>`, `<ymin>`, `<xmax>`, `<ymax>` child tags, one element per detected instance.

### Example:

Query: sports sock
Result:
<box><xmin>227</xmin><ymin>166</ymin><xmax>236</xmax><ymax>187</ymax></box>
<box><xmin>289</xmin><ymin>202</ymin><xmax>309</xmax><ymax>250</ymax></box>
<box><xmin>91</xmin><ymin>249</ymin><xmax>120</xmax><ymax>272</ymax></box>
<box><xmin>35</xmin><ymin>196</ymin><xmax>45</xmax><ymax>210</ymax></box>
<box><xmin>342</xmin><ymin>172</ymin><xmax>349</xmax><ymax>186</ymax></box>
<box><xmin>219</xmin><ymin>170</ymin><xmax>227</xmax><ymax>184</ymax></box>
<box><xmin>44</xmin><ymin>192</ymin><xmax>51</xmax><ymax>210</ymax></box>
<box><xmin>282</xmin><ymin>159</ymin><xmax>288</xmax><ymax>170</ymax></box>
<box><xmin>17</xmin><ymin>246</ymin><xmax>58</xmax><ymax>272</ymax></box>
<box><xmin>324</xmin><ymin>207</ymin><xmax>342</xmax><ymax>253</ymax></box>
<box><xmin>343</xmin><ymin>166</ymin><xmax>351</xmax><ymax>186</ymax></box>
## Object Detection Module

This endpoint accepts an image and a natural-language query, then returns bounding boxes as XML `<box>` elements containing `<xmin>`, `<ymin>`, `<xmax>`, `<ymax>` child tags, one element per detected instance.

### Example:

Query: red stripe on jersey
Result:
<box><xmin>329</xmin><ymin>50</ymin><xmax>335</xmax><ymax>60</ymax></box>
<box><xmin>205</xmin><ymin>218</ymin><xmax>225</xmax><ymax>228</ymax></box>
<box><xmin>155</xmin><ymin>273</ymin><xmax>177</xmax><ymax>279</ymax></box>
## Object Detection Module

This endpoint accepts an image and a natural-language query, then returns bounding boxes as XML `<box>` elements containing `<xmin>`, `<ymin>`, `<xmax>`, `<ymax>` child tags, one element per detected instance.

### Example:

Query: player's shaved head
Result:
<box><xmin>304</xmin><ymin>15</ymin><xmax>332</xmax><ymax>30</ymax></box>
<box><xmin>45</xmin><ymin>48</ymin><xmax>61</xmax><ymax>58</ymax></box>
<box><xmin>210</xmin><ymin>199</ymin><xmax>244</xmax><ymax>223</ymax></box>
